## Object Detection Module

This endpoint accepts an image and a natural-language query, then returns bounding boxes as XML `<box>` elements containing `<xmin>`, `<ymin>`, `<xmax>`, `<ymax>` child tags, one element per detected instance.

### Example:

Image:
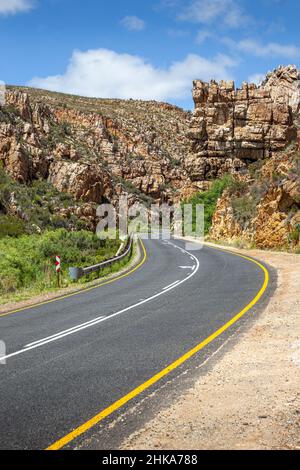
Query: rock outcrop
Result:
<box><xmin>0</xmin><ymin>87</ymin><xmax>195</xmax><ymax>209</ymax></box>
<box><xmin>209</xmin><ymin>142</ymin><xmax>300</xmax><ymax>249</ymax></box>
<box><xmin>185</xmin><ymin>65</ymin><xmax>300</xmax><ymax>250</ymax></box>
<box><xmin>1</xmin><ymin>66</ymin><xmax>300</xmax><ymax>249</ymax></box>
<box><xmin>186</xmin><ymin>65</ymin><xmax>299</xmax><ymax>183</ymax></box>
<box><xmin>263</xmin><ymin>65</ymin><xmax>300</xmax><ymax>113</ymax></box>
<box><xmin>48</xmin><ymin>160</ymin><xmax>111</xmax><ymax>203</ymax></box>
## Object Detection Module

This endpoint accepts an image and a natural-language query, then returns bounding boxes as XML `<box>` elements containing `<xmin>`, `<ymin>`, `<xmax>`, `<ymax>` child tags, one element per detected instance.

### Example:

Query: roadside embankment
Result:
<box><xmin>0</xmin><ymin>235</ymin><xmax>140</xmax><ymax>315</ymax></box>
<box><xmin>122</xmin><ymin>244</ymin><xmax>300</xmax><ymax>450</ymax></box>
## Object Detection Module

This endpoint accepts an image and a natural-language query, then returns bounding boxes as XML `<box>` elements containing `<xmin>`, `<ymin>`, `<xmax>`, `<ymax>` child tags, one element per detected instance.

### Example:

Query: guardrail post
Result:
<box><xmin>69</xmin><ymin>267</ymin><xmax>84</xmax><ymax>282</ymax></box>
<box><xmin>68</xmin><ymin>235</ymin><xmax>134</xmax><ymax>282</ymax></box>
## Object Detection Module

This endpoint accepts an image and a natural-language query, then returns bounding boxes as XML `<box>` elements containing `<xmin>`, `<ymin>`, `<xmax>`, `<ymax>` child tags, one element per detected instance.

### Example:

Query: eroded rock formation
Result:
<box><xmin>0</xmin><ymin>87</ymin><xmax>195</xmax><ymax>210</ymax></box>
<box><xmin>186</xmin><ymin>65</ymin><xmax>299</xmax><ymax>183</ymax></box>
<box><xmin>1</xmin><ymin>66</ymin><xmax>299</xmax><ymax>249</ymax></box>
<box><xmin>0</xmin><ymin>86</ymin><xmax>199</xmax><ymax>232</ymax></box>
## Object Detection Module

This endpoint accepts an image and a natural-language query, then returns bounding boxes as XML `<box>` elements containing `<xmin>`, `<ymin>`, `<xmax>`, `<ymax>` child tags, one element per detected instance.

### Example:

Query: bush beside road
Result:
<box><xmin>0</xmin><ymin>229</ymin><xmax>122</xmax><ymax>306</ymax></box>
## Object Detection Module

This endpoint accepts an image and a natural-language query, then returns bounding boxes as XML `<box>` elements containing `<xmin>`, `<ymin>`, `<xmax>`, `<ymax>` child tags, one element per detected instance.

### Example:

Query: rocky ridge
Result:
<box><xmin>0</xmin><ymin>66</ymin><xmax>300</xmax><ymax>249</ymax></box>
<box><xmin>5</xmin><ymin>87</ymin><xmax>194</xmax><ymax>201</ymax></box>
<box><xmin>186</xmin><ymin>65</ymin><xmax>299</xmax><ymax>184</ymax></box>
<box><xmin>184</xmin><ymin>65</ymin><xmax>300</xmax><ymax>249</ymax></box>
<box><xmin>0</xmin><ymin>87</ymin><xmax>195</xmax><ymax>231</ymax></box>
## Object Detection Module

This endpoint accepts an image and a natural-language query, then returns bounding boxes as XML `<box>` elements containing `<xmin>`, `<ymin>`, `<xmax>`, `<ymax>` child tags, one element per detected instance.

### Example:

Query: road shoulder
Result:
<box><xmin>122</xmin><ymin>245</ymin><xmax>300</xmax><ymax>450</ymax></box>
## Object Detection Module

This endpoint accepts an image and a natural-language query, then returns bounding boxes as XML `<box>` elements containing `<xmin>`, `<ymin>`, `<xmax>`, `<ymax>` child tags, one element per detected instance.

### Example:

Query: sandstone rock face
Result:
<box><xmin>187</xmin><ymin>66</ymin><xmax>298</xmax><ymax>182</ymax></box>
<box><xmin>210</xmin><ymin>151</ymin><xmax>300</xmax><ymax>249</ymax></box>
<box><xmin>57</xmin><ymin>203</ymin><xmax>97</xmax><ymax>231</ymax></box>
<box><xmin>48</xmin><ymin>161</ymin><xmax>110</xmax><ymax>203</ymax></box>
<box><xmin>254</xmin><ymin>182</ymin><xmax>300</xmax><ymax>249</ymax></box>
<box><xmin>0</xmin><ymin>138</ymin><xmax>31</xmax><ymax>183</ymax></box>
<box><xmin>263</xmin><ymin>65</ymin><xmax>300</xmax><ymax>113</ymax></box>
<box><xmin>0</xmin><ymin>87</ymin><xmax>196</xmax><ymax>210</ymax></box>
<box><xmin>210</xmin><ymin>194</ymin><xmax>247</xmax><ymax>242</ymax></box>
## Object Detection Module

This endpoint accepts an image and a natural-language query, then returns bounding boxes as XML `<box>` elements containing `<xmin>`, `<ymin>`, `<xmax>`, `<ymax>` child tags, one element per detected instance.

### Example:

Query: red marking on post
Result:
<box><xmin>55</xmin><ymin>256</ymin><xmax>61</xmax><ymax>273</ymax></box>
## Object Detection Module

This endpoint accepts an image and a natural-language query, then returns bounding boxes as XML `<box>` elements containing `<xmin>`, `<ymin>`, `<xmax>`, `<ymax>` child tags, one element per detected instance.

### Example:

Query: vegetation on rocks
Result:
<box><xmin>210</xmin><ymin>149</ymin><xmax>300</xmax><ymax>250</ymax></box>
<box><xmin>0</xmin><ymin>166</ymin><xmax>88</xmax><ymax>235</ymax></box>
<box><xmin>185</xmin><ymin>175</ymin><xmax>232</xmax><ymax>234</ymax></box>
<box><xmin>1</xmin><ymin>65</ymin><xmax>300</xmax><ymax>255</ymax></box>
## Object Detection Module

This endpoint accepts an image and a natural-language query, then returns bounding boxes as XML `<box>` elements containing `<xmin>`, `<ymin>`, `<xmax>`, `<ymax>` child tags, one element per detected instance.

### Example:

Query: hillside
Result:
<box><xmin>0</xmin><ymin>66</ymin><xmax>300</xmax><ymax>250</ymax></box>
<box><xmin>0</xmin><ymin>85</ymin><xmax>196</xmax><ymax>235</ymax></box>
<box><xmin>6</xmin><ymin>86</ymin><xmax>194</xmax><ymax>199</ymax></box>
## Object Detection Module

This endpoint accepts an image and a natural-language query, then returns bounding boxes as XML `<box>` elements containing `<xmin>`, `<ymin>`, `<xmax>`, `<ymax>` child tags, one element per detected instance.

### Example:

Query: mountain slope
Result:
<box><xmin>6</xmin><ymin>86</ymin><xmax>194</xmax><ymax>201</ymax></box>
<box><xmin>0</xmin><ymin>86</ymin><xmax>195</xmax><ymax>234</ymax></box>
<box><xmin>1</xmin><ymin>66</ymin><xmax>300</xmax><ymax>250</ymax></box>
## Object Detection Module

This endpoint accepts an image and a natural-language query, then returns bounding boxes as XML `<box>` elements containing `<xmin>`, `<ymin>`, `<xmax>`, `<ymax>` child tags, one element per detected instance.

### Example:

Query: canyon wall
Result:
<box><xmin>0</xmin><ymin>85</ymin><xmax>203</xmax><ymax>232</ymax></box>
<box><xmin>1</xmin><ymin>66</ymin><xmax>299</xmax><ymax>248</ymax></box>
<box><xmin>186</xmin><ymin>65</ymin><xmax>300</xmax><ymax>184</ymax></box>
<box><xmin>196</xmin><ymin>66</ymin><xmax>300</xmax><ymax>249</ymax></box>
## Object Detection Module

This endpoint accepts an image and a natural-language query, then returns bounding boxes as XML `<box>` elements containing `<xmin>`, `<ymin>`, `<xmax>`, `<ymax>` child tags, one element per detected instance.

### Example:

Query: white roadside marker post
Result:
<box><xmin>55</xmin><ymin>255</ymin><xmax>61</xmax><ymax>288</ymax></box>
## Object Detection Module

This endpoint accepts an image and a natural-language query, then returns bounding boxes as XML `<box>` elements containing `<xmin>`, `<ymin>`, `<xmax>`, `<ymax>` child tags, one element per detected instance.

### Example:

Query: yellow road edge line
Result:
<box><xmin>0</xmin><ymin>240</ymin><xmax>147</xmax><ymax>319</ymax></box>
<box><xmin>46</xmin><ymin>245</ymin><xmax>269</xmax><ymax>451</ymax></box>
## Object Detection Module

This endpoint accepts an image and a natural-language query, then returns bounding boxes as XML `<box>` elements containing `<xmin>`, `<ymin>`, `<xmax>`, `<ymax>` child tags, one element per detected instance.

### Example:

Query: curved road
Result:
<box><xmin>0</xmin><ymin>237</ymin><xmax>270</xmax><ymax>450</ymax></box>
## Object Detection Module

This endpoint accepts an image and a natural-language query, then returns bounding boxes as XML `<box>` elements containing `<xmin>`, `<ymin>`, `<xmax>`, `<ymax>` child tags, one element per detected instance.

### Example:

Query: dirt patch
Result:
<box><xmin>122</xmin><ymin>245</ymin><xmax>300</xmax><ymax>450</ymax></box>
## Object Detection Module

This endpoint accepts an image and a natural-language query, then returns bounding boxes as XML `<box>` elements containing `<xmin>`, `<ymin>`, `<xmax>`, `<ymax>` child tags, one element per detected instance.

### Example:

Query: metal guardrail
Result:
<box><xmin>69</xmin><ymin>235</ymin><xmax>134</xmax><ymax>282</ymax></box>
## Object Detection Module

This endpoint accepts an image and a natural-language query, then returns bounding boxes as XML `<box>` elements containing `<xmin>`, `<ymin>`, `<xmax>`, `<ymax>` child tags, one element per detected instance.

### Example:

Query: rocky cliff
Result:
<box><xmin>0</xmin><ymin>86</ymin><xmax>196</xmax><ymax>232</ymax></box>
<box><xmin>4</xmin><ymin>86</ymin><xmax>194</xmax><ymax>201</ymax></box>
<box><xmin>209</xmin><ymin>148</ymin><xmax>300</xmax><ymax>249</ymax></box>
<box><xmin>199</xmin><ymin>66</ymin><xmax>300</xmax><ymax>249</ymax></box>
<box><xmin>186</xmin><ymin>65</ymin><xmax>299</xmax><ymax>184</ymax></box>
<box><xmin>1</xmin><ymin>66</ymin><xmax>300</xmax><ymax>249</ymax></box>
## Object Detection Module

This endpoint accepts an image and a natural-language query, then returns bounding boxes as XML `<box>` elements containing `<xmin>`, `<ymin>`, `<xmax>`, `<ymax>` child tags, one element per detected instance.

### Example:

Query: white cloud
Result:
<box><xmin>178</xmin><ymin>0</ymin><xmax>250</xmax><ymax>28</ymax></box>
<box><xmin>121</xmin><ymin>15</ymin><xmax>145</xmax><ymax>31</ymax></box>
<box><xmin>28</xmin><ymin>48</ymin><xmax>237</xmax><ymax>102</ymax></box>
<box><xmin>0</xmin><ymin>0</ymin><xmax>33</xmax><ymax>15</ymax></box>
<box><xmin>228</xmin><ymin>38</ymin><xmax>300</xmax><ymax>58</ymax></box>
<box><xmin>248</xmin><ymin>73</ymin><xmax>265</xmax><ymax>85</ymax></box>
<box><xmin>196</xmin><ymin>30</ymin><xmax>212</xmax><ymax>45</ymax></box>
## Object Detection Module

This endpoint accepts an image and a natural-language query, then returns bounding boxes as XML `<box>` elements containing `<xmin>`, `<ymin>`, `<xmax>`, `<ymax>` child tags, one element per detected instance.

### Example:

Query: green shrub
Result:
<box><xmin>0</xmin><ymin>215</ymin><xmax>26</xmax><ymax>238</ymax></box>
<box><xmin>0</xmin><ymin>229</ymin><xmax>121</xmax><ymax>296</ymax></box>
<box><xmin>230</xmin><ymin>179</ymin><xmax>269</xmax><ymax>226</ymax></box>
<box><xmin>292</xmin><ymin>154</ymin><xmax>300</xmax><ymax>176</ymax></box>
<box><xmin>248</xmin><ymin>160</ymin><xmax>265</xmax><ymax>179</ymax></box>
<box><xmin>169</xmin><ymin>157</ymin><xmax>181</xmax><ymax>167</ymax></box>
<box><xmin>227</xmin><ymin>178</ymin><xmax>248</xmax><ymax>195</ymax></box>
<box><xmin>0</xmin><ymin>266</ymin><xmax>21</xmax><ymax>293</ymax></box>
<box><xmin>289</xmin><ymin>224</ymin><xmax>300</xmax><ymax>245</ymax></box>
<box><xmin>184</xmin><ymin>175</ymin><xmax>233</xmax><ymax>234</ymax></box>
<box><xmin>0</xmin><ymin>105</ymin><xmax>21</xmax><ymax>123</ymax></box>
<box><xmin>231</xmin><ymin>196</ymin><xmax>258</xmax><ymax>225</ymax></box>
<box><xmin>0</xmin><ymin>168</ymin><xmax>86</xmax><ymax>232</ymax></box>
<box><xmin>46</xmin><ymin>121</ymin><xmax>72</xmax><ymax>148</ymax></box>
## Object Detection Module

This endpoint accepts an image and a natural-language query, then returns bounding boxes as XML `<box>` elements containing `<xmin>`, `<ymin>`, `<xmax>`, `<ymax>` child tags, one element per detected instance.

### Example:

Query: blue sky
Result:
<box><xmin>0</xmin><ymin>0</ymin><xmax>300</xmax><ymax>109</ymax></box>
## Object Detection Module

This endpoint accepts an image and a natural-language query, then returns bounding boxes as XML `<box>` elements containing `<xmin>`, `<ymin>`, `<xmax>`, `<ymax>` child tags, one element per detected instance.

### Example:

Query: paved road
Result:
<box><xmin>0</xmin><ymin>237</ymin><xmax>270</xmax><ymax>450</ymax></box>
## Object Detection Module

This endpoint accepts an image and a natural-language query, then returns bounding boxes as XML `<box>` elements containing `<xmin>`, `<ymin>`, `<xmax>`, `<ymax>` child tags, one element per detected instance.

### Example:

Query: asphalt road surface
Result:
<box><xmin>0</xmin><ymin>237</ymin><xmax>271</xmax><ymax>450</ymax></box>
